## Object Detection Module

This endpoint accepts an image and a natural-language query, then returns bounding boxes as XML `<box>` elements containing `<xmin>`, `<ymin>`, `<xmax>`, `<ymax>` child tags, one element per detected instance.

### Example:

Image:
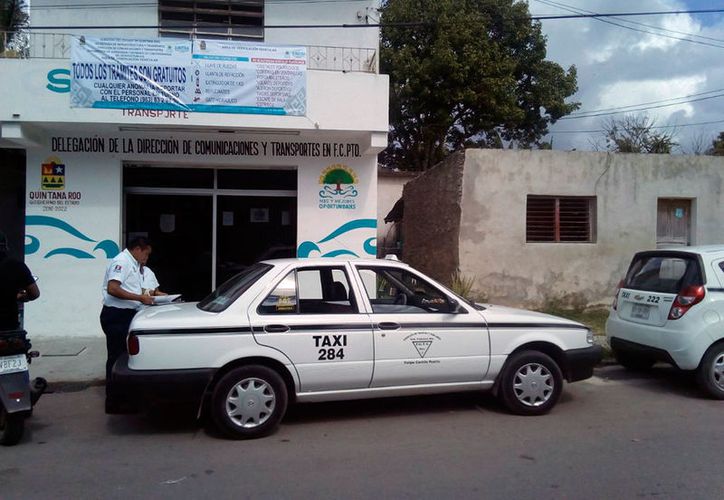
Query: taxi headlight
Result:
<box><xmin>586</xmin><ymin>330</ymin><xmax>594</xmax><ymax>345</ymax></box>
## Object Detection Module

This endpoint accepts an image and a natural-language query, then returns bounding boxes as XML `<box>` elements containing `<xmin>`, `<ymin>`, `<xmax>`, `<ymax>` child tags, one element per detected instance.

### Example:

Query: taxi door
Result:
<box><xmin>248</xmin><ymin>263</ymin><xmax>374</xmax><ymax>393</ymax></box>
<box><xmin>352</xmin><ymin>264</ymin><xmax>490</xmax><ymax>388</ymax></box>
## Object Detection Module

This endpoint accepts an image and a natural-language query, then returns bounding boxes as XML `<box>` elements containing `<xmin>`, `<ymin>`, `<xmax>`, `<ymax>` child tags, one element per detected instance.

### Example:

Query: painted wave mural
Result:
<box><xmin>25</xmin><ymin>215</ymin><xmax>120</xmax><ymax>259</ymax></box>
<box><xmin>297</xmin><ymin>218</ymin><xmax>377</xmax><ymax>258</ymax></box>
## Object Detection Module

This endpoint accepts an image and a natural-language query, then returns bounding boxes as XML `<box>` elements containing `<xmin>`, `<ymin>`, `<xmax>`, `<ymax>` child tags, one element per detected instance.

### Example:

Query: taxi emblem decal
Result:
<box><xmin>404</xmin><ymin>332</ymin><xmax>441</xmax><ymax>359</ymax></box>
<box><xmin>412</xmin><ymin>340</ymin><xmax>432</xmax><ymax>358</ymax></box>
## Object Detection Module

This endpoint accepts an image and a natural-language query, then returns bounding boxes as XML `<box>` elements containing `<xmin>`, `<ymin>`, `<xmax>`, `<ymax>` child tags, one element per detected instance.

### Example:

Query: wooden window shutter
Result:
<box><xmin>527</xmin><ymin>196</ymin><xmax>595</xmax><ymax>243</ymax></box>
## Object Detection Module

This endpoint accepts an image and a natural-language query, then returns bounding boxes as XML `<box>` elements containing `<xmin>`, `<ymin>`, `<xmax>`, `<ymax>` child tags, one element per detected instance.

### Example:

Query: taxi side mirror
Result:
<box><xmin>449</xmin><ymin>298</ymin><xmax>462</xmax><ymax>314</ymax></box>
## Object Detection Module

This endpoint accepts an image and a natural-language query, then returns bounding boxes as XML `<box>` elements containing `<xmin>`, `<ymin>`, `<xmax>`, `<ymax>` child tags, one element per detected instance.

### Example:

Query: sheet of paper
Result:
<box><xmin>152</xmin><ymin>294</ymin><xmax>181</xmax><ymax>304</ymax></box>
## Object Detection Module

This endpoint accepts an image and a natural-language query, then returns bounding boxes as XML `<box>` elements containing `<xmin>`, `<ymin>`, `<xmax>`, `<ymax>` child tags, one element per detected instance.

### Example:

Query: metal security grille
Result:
<box><xmin>158</xmin><ymin>0</ymin><xmax>264</xmax><ymax>40</ymax></box>
<box><xmin>526</xmin><ymin>196</ymin><xmax>596</xmax><ymax>243</ymax></box>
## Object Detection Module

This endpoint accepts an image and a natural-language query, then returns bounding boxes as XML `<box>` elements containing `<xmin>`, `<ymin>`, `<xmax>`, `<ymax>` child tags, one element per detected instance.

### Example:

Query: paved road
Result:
<box><xmin>2</xmin><ymin>366</ymin><xmax>723</xmax><ymax>499</ymax></box>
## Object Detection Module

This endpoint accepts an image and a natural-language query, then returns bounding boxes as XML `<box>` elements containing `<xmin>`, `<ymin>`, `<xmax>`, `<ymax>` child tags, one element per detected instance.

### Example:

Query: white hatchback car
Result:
<box><xmin>112</xmin><ymin>258</ymin><xmax>601</xmax><ymax>439</ymax></box>
<box><xmin>606</xmin><ymin>247</ymin><xmax>724</xmax><ymax>399</ymax></box>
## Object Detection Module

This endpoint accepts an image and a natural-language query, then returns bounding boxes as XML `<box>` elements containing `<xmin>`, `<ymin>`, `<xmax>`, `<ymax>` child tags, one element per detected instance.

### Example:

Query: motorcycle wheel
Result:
<box><xmin>0</xmin><ymin>404</ymin><xmax>25</xmax><ymax>446</ymax></box>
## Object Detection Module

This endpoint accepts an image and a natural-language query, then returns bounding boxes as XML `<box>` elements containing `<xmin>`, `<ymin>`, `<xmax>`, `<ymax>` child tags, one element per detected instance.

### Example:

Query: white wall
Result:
<box><xmin>458</xmin><ymin>149</ymin><xmax>724</xmax><ymax>308</ymax></box>
<box><xmin>266</xmin><ymin>0</ymin><xmax>381</xmax><ymax>49</ymax></box>
<box><xmin>24</xmin><ymin>151</ymin><xmax>122</xmax><ymax>338</ymax></box>
<box><xmin>30</xmin><ymin>0</ymin><xmax>381</xmax><ymax>49</ymax></box>
<box><xmin>0</xmin><ymin>59</ymin><xmax>388</xmax><ymax>134</ymax></box>
<box><xmin>30</xmin><ymin>0</ymin><xmax>158</xmax><ymax>39</ymax></box>
<box><xmin>23</xmin><ymin>130</ymin><xmax>378</xmax><ymax>338</ymax></box>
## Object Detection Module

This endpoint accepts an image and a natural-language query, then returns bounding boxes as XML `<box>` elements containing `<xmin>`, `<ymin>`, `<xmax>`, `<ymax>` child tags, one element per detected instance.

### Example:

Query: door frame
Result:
<box><xmin>123</xmin><ymin>165</ymin><xmax>297</xmax><ymax>290</ymax></box>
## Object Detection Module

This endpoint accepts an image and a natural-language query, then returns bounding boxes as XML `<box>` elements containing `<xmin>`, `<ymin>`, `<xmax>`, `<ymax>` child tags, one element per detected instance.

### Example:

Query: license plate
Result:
<box><xmin>0</xmin><ymin>354</ymin><xmax>28</xmax><ymax>375</ymax></box>
<box><xmin>631</xmin><ymin>303</ymin><xmax>651</xmax><ymax>320</ymax></box>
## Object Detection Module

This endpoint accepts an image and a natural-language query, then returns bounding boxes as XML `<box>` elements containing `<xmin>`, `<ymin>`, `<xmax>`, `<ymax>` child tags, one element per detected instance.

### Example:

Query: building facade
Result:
<box><xmin>0</xmin><ymin>0</ymin><xmax>388</xmax><ymax>338</ymax></box>
<box><xmin>402</xmin><ymin>149</ymin><xmax>724</xmax><ymax>308</ymax></box>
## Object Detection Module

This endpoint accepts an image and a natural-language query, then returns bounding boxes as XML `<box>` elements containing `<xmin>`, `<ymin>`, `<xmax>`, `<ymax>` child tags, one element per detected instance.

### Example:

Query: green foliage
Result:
<box><xmin>600</xmin><ymin>115</ymin><xmax>677</xmax><ymax>154</ymax></box>
<box><xmin>380</xmin><ymin>0</ymin><xmax>580</xmax><ymax>171</ymax></box>
<box><xmin>708</xmin><ymin>131</ymin><xmax>724</xmax><ymax>156</ymax></box>
<box><xmin>0</xmin><ymin>0</ymin><xmax>29</xmax><ymax>53</ymax></box>
<box><xmin>450</xmin><ymin>270</ymin><xmax>476</xmax><ymax>300</ymax></box>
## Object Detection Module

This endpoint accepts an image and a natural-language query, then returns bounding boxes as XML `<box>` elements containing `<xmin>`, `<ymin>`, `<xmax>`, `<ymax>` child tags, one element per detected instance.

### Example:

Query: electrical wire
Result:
<box><xmin>549</xmin><ymin>118</ymin><xmax>724</xmax><ymax>134</ymax></box>
<box><xmin>560</xmin><ymin>92</ymin><xmax>724</xmax><ymax>120</ymax></box>
<box><xmin>534</xmin><ymin>0</ymin><xmax>724</xmax><ymax>49</ymax></box>
<box><xmin>26</xmin><ymin>0</ymin><xmax>374</xmax><ymax>8</ymax></box>
<box><xmin>16</xmin><ymin>8</ymin><xmax>724</xmax><ymax>30</ymax></box>
<box><xmin>535</xmin><ymin>0</ymin><xmax>724</xmax><ymax>44</ymax></box>
<box><xmin>566</xmin><ymin>88</ymin><xmax>724</xmax><ymax>118</ymax></box>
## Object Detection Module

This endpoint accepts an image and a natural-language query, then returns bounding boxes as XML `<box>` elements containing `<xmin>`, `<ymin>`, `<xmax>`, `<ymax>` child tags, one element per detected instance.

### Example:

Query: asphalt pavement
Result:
<box><xmin>1</xmin><ymin>365</ymin><xmax>722</xmax><ymax>499</ymax></box>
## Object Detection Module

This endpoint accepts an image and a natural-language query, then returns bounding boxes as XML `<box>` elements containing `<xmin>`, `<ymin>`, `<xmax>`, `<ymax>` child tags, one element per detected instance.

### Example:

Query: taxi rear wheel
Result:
<box><xmin>498</xmin><ymin>350</ymin><xmax>563</xmax><ymax>416</ymax></box>
<box><xmin>210</xmin><ymin>365</ymin><xmax>288</xmax><ymax>439</ymax></box>
<box><xmin>697</xmin><ymin>342</ymin><xmax>724</xmax><ymax>400</ymax></box>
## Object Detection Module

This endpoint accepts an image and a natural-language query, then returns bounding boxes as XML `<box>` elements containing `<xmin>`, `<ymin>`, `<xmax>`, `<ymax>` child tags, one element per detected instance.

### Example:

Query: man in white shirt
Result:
<box><xmin>100</xmin><ymin>236</ymin><xmax>153</xmax><ymax>413</ymax></box>
<box><xmin>141</xmin><ymin>265</ymin><xmax>166</xmax><ymax>297</ymax></box>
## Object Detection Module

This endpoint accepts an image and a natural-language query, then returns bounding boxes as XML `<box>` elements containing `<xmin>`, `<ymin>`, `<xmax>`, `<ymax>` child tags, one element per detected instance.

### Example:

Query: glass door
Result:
<box><xmin>125</xmin><ymin>194</ymin><xmax>213</xmax><ymax>301</ymax></box>
<box><xmin>216</xmin><ymin>195</ymin><xmax>296</xmax><ymax>285</ymax></box>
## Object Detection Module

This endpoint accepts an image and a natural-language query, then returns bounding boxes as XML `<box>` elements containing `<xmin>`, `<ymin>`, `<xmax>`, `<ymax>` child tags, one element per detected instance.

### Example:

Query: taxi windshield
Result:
<box><xmin>198</xmin><ymin>263</ymin><xmax>272</xmax><ymax>313</ymax></box>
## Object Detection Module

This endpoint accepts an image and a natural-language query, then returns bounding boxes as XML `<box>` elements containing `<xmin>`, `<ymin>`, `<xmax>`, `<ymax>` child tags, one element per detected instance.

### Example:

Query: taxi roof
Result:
<box><xmin>258</xmin><ymin>257</ymin><xmax>411</xmax><ymax>267</ymax></box>
<box><xmin>639</xmin><ymin>245</ymin><xmax>724</xmax><ymax>262</ymax></box>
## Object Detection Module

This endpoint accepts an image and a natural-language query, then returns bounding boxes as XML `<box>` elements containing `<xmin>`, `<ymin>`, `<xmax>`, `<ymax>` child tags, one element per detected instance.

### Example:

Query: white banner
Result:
<box><xmin>70</xmin><ymin>37</ymin><xmax>306</xmax><ymax>116</ymax></box>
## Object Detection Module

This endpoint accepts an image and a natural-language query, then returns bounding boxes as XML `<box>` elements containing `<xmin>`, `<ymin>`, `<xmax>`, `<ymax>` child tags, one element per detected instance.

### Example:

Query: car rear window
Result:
<box><xmin>624</xmin><ymin>254</ymin><xmax>703</xmax><ymax>294</ymax></box>
<box><xmin>198</xmin><ymin>263</ymin><xmax>272</xmax><ymax>313</ymax></box>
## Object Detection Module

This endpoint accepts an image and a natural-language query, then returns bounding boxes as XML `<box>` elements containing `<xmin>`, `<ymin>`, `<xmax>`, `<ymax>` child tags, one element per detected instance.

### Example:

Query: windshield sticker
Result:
<box><xmin>275</xmin><ymin>295</ymin><xmax>296</xmax><ymax>312</ymax></box>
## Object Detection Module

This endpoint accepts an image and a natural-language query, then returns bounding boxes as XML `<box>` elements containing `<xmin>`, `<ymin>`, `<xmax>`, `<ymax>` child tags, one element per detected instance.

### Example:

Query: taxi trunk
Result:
<box><xmin>614</xmin><ymin>251</ymin><xmax>705</xmax><ymax>327</ymax></box>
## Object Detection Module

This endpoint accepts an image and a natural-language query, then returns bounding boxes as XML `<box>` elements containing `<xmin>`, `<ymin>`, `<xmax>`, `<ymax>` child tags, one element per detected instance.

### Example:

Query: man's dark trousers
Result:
<box><xmin>99</xmin><ymin>306</ymin><xmax>137</xmax><ymax>397</ymax></box>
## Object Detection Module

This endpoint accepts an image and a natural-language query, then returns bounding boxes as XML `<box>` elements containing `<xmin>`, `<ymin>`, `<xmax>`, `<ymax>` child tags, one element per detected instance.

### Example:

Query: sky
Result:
<box><xmin>532</xmin><ymin>0</ymin><xmax>724</xmax><ymax>152</ymax></box>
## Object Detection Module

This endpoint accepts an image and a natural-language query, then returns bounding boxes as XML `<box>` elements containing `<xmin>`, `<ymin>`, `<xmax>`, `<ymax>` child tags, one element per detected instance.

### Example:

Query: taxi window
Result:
<box><xmin>258</xmin><ymin>271</ymin><xmax>298</xmax><ymax>315</ymax></box>
<box><xmin>197</xmin><ymin>263</ymin><xmax>272</xmax><ymax>313</ymax></box>
<box><xmin>625</xmin><ymin>254</ymin><xmax>703</xmax><ymax>293</ymax></box>
<box><xmin>357</xmin><ymin>266</ymin><xmax>455</xmax><ymax>314</ymax></box>
<box><xmin>258</xmin><ymin>267</ymin><xmax>357</xmax><ymax>315</ymax></box>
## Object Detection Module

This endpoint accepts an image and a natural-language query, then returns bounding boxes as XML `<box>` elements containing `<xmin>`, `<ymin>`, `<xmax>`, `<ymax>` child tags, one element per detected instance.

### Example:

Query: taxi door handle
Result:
<box><xmin>378</xmin><ymin>322</ymin><xmax>401</xmax><ymax>331</ymax></box>
<box><xmin>264</xmin><ymin>324</ymin><xmax>290</xmax><ymax>333</ymax></box>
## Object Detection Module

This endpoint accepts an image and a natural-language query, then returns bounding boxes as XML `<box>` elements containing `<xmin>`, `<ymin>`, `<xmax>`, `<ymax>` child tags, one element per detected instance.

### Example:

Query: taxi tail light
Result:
<box><xmin>128</xmin><ymin>334</ymin><xmax>140</xmax><ymax>356</ymax></box>
<box><xmin>612</xmin><ymin>279</ymin><xmax>624</xmax><ymax>310</ymax></box>
<box><xmin>668</xmin><ymin>285</ymin><xmax>705</xmax><ymax>320</ymax></box>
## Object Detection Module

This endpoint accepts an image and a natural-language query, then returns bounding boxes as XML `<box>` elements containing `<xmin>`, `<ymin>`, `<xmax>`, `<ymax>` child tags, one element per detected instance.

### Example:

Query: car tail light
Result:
<box><xmin>668</xmin><ymin>285</ymin><xmax>706</xmax><ymax>320</ymax></box>
<box><xmin>612</xmin><ymin>279</ymin><xmax>624</xmax><ymax>310</ymax></box>
<box><xmin>128</xmin><ymin>334</ymin><xmax>140</xmax><ymax>356</ymax></box>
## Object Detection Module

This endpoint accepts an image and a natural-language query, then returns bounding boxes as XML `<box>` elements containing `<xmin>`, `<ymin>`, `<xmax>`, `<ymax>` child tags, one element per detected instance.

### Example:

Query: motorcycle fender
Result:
<box><xmin>0</xmin><ymin>371</ymin><xmax>32</xmax><ymax>413</ymax></box>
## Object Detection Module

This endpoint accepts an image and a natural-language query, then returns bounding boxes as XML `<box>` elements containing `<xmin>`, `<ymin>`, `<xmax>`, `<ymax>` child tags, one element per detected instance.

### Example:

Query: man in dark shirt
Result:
<box><xmin>0</xmin><ymin>231</ymin><xmax>39</xmax><ymax>331</ymax></box>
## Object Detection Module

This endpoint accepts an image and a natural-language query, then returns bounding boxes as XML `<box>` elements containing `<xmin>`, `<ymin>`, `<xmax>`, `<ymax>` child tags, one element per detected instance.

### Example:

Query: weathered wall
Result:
<box><xmin>458</xmin><ymin>149</ymin><xmax>724</xmax><ymax>308</ymax></box>
<box><xmin>377</xmin><ymin>169</ymin><xmax>417</xmax><ymax>255</ymax></box>
<box><xmin>402</xmin><ymin>152</ymin><xmax>465</xmax><ymax>283</ymax></box>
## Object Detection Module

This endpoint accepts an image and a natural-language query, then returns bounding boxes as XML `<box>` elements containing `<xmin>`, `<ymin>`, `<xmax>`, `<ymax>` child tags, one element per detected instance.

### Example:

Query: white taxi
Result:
<box><xmin>112</xmin><ymin>258</ymin><xmax>601</xmax><ymax>439</ymax></box>
<box><xmin>606</xmin><ymin>247</ymin><xmax>724</xmax><ymax>399</ymax></box>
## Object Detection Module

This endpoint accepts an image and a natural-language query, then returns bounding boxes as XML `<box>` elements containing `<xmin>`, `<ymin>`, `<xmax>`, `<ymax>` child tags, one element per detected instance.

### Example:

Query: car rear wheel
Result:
<box><xmin>210</xmin><ymin>365</ymin><xmax>288</xmax><ymax>439</ymax></box>
<box><xmin>613</xmin><ymin>349</ymin><xmax>656</xmax><ymax>371</ymax></box>
<box><xmin>498</xmin><ymin>351</ymin><xmax>563</xmax><ymax>416</ymax></box>
<box><xmin>697</xmin><ymin>342</ymin><xmax>724</xmax><ymax>400</ymax></box>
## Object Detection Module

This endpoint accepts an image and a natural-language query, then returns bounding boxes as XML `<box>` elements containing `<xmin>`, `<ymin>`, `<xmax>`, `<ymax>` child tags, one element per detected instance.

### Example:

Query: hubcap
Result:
<box><xmin>513</xmin><ymin>363</ymin><xmax>554</xmax><ymax>407</ymax></box>
<box><xmin>712</xmin><ymin>352</ymin><xmax>724</xmax><ymax>391</ymax></box>
<box><xmin>225</xmin><ymin>377</ymin><xmax>276</xmax><ymax>429</ymax></box>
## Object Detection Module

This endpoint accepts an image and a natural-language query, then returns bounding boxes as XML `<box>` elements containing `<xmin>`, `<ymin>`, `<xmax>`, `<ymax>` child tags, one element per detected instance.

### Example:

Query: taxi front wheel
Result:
<box><xmin>498</xmin><ymin>351</ymin><xmax>563</xmax><ymax>416</ymax></box>
<box><xmin>210</xmin><ymin>365</ymin><xmax>288</xmax><ymax>439</ymax></box>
